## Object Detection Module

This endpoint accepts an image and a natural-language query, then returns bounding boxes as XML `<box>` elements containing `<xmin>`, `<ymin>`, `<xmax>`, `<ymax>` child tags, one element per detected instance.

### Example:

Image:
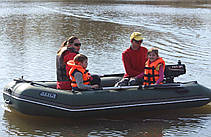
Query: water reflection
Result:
<box><xmin>3</xmin><ymin>105</ymin><xmax>211</xmax><ymax>137</ymax></box>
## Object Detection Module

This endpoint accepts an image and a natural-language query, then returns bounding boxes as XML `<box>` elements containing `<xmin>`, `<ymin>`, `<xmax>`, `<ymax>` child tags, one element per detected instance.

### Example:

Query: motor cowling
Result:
<box><xmin>164</xmin><ymin>60</ymin><xmax>186</xmax><ymax>83</ymax></box>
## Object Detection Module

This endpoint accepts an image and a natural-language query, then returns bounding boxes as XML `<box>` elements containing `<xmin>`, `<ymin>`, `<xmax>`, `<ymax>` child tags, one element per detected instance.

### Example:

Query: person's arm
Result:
<box><xmin>135</xmin><ymin>72</ymin><xmax>144</xmax><ymax>79</ymax></box>
<box><xmin>155</xmin><ymin>65</ymin><xmax>164</xmax><ymax>84</ymax></box>
<box><xmin>74</xmin><ymin>72</ymin><xmax>92</xmax><ymax>89</ymax></box>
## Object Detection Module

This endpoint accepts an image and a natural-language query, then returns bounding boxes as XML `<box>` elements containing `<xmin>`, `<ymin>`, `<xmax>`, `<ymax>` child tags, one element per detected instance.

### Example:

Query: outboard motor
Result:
<box><xmin>164</xmin><ymin>60</ymin><xmax>186</xmax><ymax>83</ymax></box>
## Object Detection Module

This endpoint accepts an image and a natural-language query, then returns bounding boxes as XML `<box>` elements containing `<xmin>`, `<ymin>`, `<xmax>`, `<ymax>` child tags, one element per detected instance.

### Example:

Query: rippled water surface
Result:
<box><xmin>0</xmin><ymin>0</ymin><xmax>211</xmax><ymax>136</ymax></box>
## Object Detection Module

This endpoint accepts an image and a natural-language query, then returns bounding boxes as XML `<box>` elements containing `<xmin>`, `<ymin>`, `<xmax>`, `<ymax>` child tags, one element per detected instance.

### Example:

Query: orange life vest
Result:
<box><xmin>144</xmin><ymin>57</ymin><xmax>165</xmax><ymax>85</ymax></box>
<box><xmin>68</xmin><ymin>60</ymin><xmax>90</xmax><ymax>88</ymax></box>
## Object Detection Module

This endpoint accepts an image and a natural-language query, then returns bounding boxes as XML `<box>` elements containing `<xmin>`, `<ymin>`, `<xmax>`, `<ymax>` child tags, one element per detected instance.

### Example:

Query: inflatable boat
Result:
<box><xmin>3</xmin><ymin>61</ymin><xmax>211</xmax><ymax>117</ymax></box>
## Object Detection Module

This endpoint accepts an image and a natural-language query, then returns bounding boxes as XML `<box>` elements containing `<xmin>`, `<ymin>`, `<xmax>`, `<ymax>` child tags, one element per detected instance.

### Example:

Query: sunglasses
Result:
<box><xmin>133</xmin><ymin>39</ymin><xmax>142</xmax><ymax>43</ymax></box>
<box><xmin>74</xmin><ymin>43</ymin><xmax>81</xmax><ymax>47</ymax></box>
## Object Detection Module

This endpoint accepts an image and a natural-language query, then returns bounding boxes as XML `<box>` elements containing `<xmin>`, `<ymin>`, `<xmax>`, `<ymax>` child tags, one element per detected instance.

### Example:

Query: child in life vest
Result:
<box><xmin>68</xmin><ymin>54</ymin><xmax>100</xmax><ymax>91</ymax></box>
<box><xmin>136</xmin><ymin>48</ymin><xmax>165</xmax><ymax>85</ymax></box>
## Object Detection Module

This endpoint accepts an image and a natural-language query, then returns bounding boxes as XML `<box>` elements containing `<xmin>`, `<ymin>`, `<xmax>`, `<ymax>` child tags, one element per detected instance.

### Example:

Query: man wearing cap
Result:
<box><xmin>116</xmin><ymin>32</ymin><xmax>148</xmax><ymax>86</ymax></box>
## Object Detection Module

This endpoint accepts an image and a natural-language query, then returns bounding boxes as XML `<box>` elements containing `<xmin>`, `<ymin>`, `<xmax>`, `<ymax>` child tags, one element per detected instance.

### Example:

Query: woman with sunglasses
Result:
<box><xmin>115</xmin><ymin>32</ymin><xmax>148</xmax><ymax>87</ymax></box>
<box><xmin>56</xmin><ymin>36</ymin><xmax>82</xmax><ymax>90</ymax></box>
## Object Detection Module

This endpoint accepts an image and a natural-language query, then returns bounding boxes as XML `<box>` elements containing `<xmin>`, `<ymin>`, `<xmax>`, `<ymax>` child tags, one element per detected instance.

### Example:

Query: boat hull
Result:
<box><xmin>3</xmin><ymin>77</ymin><xmax>211</xmax><ymax>117</ymax></box>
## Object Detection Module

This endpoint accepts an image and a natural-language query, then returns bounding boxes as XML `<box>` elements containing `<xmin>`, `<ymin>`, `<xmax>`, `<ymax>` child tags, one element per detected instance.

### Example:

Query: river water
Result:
<box><xmin>0</xmin><ymin>0</ymin><xmax>211</xmax><ymax>136</ymax></box>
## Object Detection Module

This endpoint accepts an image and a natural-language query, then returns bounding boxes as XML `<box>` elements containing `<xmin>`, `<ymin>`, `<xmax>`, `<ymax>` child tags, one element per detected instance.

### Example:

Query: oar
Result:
<box><xmin>99</xmin><ymin>73</ymin><xmax>124</xmax><ymax>77</ymax></box>
<box><xmin>102</xmin><ymin>85</ymin><xmax>139</xmax><ymax>90</ymax></box>
<box><xmin>14</xmin><ymin>77</ymin><xmax>55</xmax><ymax>88</ymax></box>
<box><xmin>102</xmin><ymin>83</ymin><xmax>182</xmax><ymax>90</ymax></box>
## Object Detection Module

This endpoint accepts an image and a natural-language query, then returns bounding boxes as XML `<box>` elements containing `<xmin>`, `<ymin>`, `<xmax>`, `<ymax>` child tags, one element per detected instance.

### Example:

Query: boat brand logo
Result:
<box><xmin>40</xmin><ymin>91</ymin><xmax>57</xmax><ymax>99</ymax></box>
<box><xmin>168</xmin><ymin>65</ymin><xmax>184</xmax><ymax>71</ymax></box>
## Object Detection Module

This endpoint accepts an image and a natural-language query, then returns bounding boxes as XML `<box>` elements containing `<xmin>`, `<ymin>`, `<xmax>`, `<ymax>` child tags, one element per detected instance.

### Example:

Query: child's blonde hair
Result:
<box><xmin>148</xmin><ymin>48</ymin><xmax>159</xmax><ymax>56</ymax></box>
<box><xmin>74</xmin><ymin>54</ymin><xmax>88</xmax><ymax>64</ymax></box>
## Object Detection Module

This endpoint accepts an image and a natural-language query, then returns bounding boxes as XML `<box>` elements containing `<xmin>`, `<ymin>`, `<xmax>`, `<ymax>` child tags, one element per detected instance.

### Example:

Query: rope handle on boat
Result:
<box><xmin>5</xmin><ymin>99</ymin><xmax>12</xmax><ymax>104</ymax></box>
<box><xmin>143</xmin><ymin>83</ymin><xmax>182</xmax><ymax>89</ymax></box>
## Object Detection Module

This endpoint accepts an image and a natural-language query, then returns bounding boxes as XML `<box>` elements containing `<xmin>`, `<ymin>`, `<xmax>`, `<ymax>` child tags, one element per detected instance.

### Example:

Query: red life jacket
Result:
<box><xmin>144</xmin><ymin>57</ymin><xmax>165</xmax><ymax>85</ymax></box>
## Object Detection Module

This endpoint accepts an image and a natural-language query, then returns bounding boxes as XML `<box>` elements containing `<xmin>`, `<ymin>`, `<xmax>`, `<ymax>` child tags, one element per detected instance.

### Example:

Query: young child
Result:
<box><xmin>67</xmin><ymin>54</ymin><xmax>100</xmax><ymax>91</ymax></box>
<box><xmin>136</xmin><ymin>48</ymin><xmax>165</xmax><ymax>85</ymax></box>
